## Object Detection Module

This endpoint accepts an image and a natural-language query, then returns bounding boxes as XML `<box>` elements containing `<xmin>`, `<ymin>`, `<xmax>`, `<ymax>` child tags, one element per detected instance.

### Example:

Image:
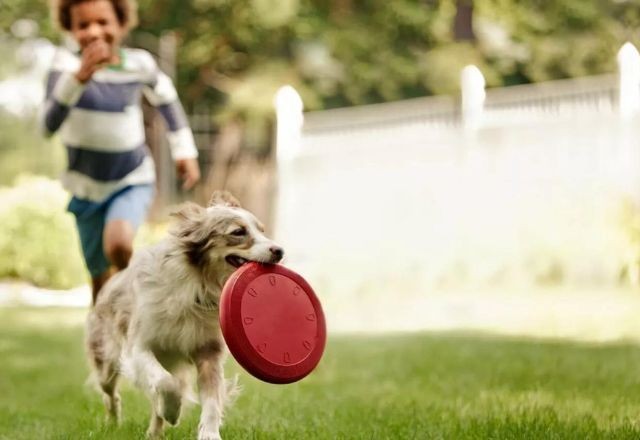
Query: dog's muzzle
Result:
<box><xmin>225</xmin><ymin>247</ymin><xmax>284</xmax><ymax>268</ymax></box>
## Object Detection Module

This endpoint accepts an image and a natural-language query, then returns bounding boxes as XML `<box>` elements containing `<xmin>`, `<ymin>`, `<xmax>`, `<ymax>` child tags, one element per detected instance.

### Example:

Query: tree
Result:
<box><xmin>2</xmin><ymin>0</ymin><xmax>640</xmax><ymax>125</ymax></box>
<box><xmin>454</xmin><ymin>0</ymin><xmax>475</xmax><ymax>41</ymax></box>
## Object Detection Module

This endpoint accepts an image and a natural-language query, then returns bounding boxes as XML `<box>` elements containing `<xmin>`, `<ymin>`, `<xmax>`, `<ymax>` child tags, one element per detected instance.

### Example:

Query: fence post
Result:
<box><xmin>618</xmin><ymin>42</ymin><xmax>640</xmax><ymax>118</ymax></box>
<box><xmin>274</xmin><ymin>85</ymin><xmax>304</xmax><ymax>162</ymax></box>
<box><xmin>461</xmin><ymin>65</ymin><xmax>485</xmax><ymax>130</ymax></box>
<box><xmin>272</xmin><ymin>85</ymin><xmax>304</xmax><ymax>242</ymax></box>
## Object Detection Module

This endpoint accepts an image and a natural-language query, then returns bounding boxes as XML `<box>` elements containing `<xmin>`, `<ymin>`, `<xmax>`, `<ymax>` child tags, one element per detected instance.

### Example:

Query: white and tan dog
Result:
<box><xmin>86</xmin><ymin>190</ymin><xmax>284</xmax><ymax>439</ymax></box>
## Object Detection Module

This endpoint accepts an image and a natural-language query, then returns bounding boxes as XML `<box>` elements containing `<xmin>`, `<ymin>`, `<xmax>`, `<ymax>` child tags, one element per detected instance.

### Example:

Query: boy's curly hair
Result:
<box><xmin>53</xmin><ymin>0</ymin><xmax>138</xmax><ymax>31</ymax></box>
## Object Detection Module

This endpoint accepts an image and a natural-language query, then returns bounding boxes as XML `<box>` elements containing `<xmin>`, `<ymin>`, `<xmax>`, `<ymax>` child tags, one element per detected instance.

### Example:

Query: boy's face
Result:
<box><xmin>70</xmin><ymin>0</ymin><xmax>124</xmax><ymax>55</ymax></box>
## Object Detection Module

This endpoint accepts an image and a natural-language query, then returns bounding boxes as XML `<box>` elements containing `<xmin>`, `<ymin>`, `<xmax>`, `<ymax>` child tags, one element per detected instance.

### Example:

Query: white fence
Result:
<box><xmin>273</xmin><ymin>43</ymin><xmax>640</xmax><ymax>300</ymax></box>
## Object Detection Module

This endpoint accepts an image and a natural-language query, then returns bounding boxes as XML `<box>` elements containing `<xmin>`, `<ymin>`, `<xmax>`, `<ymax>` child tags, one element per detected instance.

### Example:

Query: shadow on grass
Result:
<box><xmin>1</xmin><ymin>308</ymin><xmax>640</xmax><ymax>439</ymax></box>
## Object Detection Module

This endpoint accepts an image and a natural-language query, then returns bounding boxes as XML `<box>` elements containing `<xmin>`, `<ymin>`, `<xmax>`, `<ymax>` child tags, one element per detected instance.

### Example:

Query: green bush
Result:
<box><xmin>618</xmin><ymin>197</ymin><xmax>640</xmax><ymax>286</ymax></box>
<box><xmin>0</xmin><ymin>176</ymin><xmax>86</xmax><ymax>289</ymax></box>
<box><xmin>0</xmin><ymin>175</ymin><xmax>174</xmax><ymax>289</ymax></box>
<box><xmin>0</xmin><ymin>113</ymin><xmax>66</xmax><ymax>186</ymax></box>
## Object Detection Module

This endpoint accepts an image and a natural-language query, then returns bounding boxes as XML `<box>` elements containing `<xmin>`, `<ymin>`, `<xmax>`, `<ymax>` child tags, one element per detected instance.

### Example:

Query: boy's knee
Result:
<box><xmin>104</xmin><ymin>239</ymin><xmax>132</xmax><ymax>270</ymax></box>
<box><xmin>104</xmin><ymin>220</ymin><xmax>134</xmax><ymax>270</ymax></box>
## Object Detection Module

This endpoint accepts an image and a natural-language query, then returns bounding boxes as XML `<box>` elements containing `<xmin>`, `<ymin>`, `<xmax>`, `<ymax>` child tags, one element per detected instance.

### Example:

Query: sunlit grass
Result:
<box><xmin>1</xmin><ymin>307</ymin><xmax>640</xmax><ymax>439</ymax></box>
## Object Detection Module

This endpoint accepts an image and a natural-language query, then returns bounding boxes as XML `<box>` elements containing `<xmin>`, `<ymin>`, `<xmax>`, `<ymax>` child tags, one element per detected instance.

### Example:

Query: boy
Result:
<box><xmin>43</xmin><ymin>0</ymin><xmax>200</xmax><ymax>304</ymax></box>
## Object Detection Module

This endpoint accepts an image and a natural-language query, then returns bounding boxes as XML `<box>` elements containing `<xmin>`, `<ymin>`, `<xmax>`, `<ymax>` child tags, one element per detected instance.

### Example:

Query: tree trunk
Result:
<box><xmin>330</xmin><ymin>0</ymin><xmax>352</xmax><ymax>21</ymax></box>
<box><xmin>454</xmin><ymin>0</ymin><xmax>475</xmax><ymax>41</ymax></box>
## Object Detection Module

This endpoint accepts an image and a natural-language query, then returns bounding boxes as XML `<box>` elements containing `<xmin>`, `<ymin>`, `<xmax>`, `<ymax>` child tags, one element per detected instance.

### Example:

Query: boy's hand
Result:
<box><xmin>176</xmin><ymin>158</ymin><xmax>201</xmax><ymax>190</ymax></box>
<box><xmin>75</xmin><ymin>40</ymin><xmax>111</xmax><ymax>83</ymax></box>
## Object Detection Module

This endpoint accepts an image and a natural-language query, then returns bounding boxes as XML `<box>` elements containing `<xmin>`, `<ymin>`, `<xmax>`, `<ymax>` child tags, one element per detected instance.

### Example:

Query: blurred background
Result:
<box><xmin>3</xmin><ymin>0</ymin><xmax>640</xmax><ymax>339</ymax></box>
<box><xmin>7</xmin><ymin>2</ymin><xmax>640</xmax><ymax>438</ymax></box>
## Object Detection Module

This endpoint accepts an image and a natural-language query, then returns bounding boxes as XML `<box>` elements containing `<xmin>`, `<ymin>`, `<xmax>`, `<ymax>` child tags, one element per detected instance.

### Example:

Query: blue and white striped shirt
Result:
<box><xmin>41</xmin><ymin>46</ymin><xmax>198</xmax><ymax>202</ymax></box>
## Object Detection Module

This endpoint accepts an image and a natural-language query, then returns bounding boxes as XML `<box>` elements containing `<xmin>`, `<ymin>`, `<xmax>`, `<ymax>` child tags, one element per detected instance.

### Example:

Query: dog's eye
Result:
<box><xmin>230</xmin><ymin>227</ymin><xmax>246</xmax><ymax>237</ymax></box>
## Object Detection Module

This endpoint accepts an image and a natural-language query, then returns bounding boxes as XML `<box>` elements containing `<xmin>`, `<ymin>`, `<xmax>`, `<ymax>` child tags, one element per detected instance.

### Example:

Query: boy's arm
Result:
<box><xmin>142</xmin><ymin>64</ymin><xmax>200</xmax><ymax>189</ymax></box>
<box><xmin>41</xmin><ymin>43</ymin><xmax>112</xmax><ymax>136</ymax></box>
<box><xmin>40</xmin><ymin>70</ymin><xmax>86</xmax><ymax>136</ymax></box>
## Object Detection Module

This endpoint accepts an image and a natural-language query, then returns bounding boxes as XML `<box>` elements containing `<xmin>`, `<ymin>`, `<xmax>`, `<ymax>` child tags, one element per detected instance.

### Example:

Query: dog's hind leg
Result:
<box><xmin>99</xmin><ymin>360</ymin><xmax>121</xmax><ymax>423</ymax></box>
<box><xmin>90</xmin><ymin>343</ymin><xmax>122</xmax><ymax>423</ymax></box>
<box><xmin>87</xmin><ymin>321</ymin><xmax>122</xmax><ymax>424</ymax></box>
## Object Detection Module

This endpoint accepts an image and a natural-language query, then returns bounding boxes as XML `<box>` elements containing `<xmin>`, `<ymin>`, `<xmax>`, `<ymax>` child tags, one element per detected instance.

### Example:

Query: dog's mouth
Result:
<box><xmin>225</xmin><ymin>255</ymin><xmax>250</xmax><ymax>268</ymax></box>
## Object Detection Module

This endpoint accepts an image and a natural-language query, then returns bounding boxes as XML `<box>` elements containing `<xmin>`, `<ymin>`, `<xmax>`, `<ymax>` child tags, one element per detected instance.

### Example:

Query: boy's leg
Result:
<box><xmin>103</xmin><ymin>184</ymin><xmax>155</xmax><ymax>272</ymax></box>
<box><xmin>92</xmin><ymin>269</ymin><xmax>114</xmax><ymax>305</ymax></box>
<box><xmin>79</xmin><ymin>224</ymin><xmax>112</xmax><ymax>304</ymax></box>
<box><xmin>68</xmin><ymin>199</ymin><xmax>112</xmax><ymax>305</ymax></box>
<box><xmin>70</xmin><ymin>185</ymin><xmax>154</xmax><ymax>305</ymax></box>
<box><xmin>103</xmin><ymin>220</ymin><xmax>135</xmax><ymax>271</ymax></box>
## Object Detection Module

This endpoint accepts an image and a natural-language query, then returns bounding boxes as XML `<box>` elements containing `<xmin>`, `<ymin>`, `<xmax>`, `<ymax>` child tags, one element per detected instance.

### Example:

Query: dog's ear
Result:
<box><xmin>170</xmin><ymin>201</ymin><xmax>205</xmax><ymax>222</ymax></box>
<box><xmin>209</xmin><ymin>190</ymin><xmax>241</xmax><ymax>208</ymax></box>
<box><xmin>169</xmin><ymin>202</ymin><xmax>210</xmax><ymax>243</ymax></box>
<box><xmin>169</xmin><ymin>202</ymin><xmax>212</xmax><ymax>261</ymax></box>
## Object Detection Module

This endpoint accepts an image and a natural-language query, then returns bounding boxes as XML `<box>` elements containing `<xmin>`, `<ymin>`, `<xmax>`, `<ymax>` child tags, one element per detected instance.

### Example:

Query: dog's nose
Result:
<box><xmin>269</xmin><ymin>246</ymin><xmax>284</xmax><ymax>262</ymax></box>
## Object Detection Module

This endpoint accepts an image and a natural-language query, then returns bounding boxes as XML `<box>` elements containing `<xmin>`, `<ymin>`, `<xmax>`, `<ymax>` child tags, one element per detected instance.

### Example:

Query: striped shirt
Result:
<box><xmin>41</xmin><ymin>46</ymin><xmax>198</xmax><ymax>202</ymax></box>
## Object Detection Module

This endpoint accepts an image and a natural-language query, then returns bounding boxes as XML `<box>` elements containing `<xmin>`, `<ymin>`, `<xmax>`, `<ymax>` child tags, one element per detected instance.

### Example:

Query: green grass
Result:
<box><xmin>2</xmin><ymin>308</ymin><xmax>640</xmax><ymax>439</ymax></box>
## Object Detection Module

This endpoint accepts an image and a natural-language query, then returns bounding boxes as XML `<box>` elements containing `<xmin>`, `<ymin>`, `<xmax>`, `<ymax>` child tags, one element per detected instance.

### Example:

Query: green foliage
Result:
<box><xmin>618</xmin><ymin>197</ymin><xmax>640</xmax><ymax>285</ymax></box>
<box><xmin>3</xmin><ymin>0</ymin><xmax>638</xmax><ymax>140</ymax></box>
<box><xmin>0</xmin><ymin>38</ymin><xmax>18</xmax><ymax>80</ymax></box>
<box><xmin>421</xmin><ymin>42</ymin><xmax>502</xmax><ymax>95</ymax></box>
<box><xmin>0</xmin><ymin>176</ymin><xmax>87</xmax><ymax>289</ymax></box>
<box><xmin>3</xmin><ymin>0</ymin><xmax>640</xmax><ymax>115</ymax></box>
<box><xmin>477</xmin><ymin>0</ymin><xmax>638</xmax><ymax>81</ymax></box>
<box><xmin>0</xmin><ymin>0</ymin><xmax>57</xmax><ymax>42</ymax></box>
<box><xmin>0</xmin><ymin>113</ymin><xmax>66</xmax><ymax>186</ymax></box>
<box><xmin>0</xmin><ymin>174</ymin><xmax>173</xmax><ymax>289</ymax></box>
<box><xmin>126</xmin><ymin>0</ymin><xmax>640</xmax><ymax>110</ymax></box>
<box><xmin>134</xmin><ymin>0</ymin><xmax>452</xmax><ymax>111</ymax></box>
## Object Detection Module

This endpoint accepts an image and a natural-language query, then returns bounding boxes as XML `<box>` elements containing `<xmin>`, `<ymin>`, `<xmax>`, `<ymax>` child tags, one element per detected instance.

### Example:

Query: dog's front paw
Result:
<box><xmin>102</xmin><ymin>393</ymin><xmax>121</xmax><ymax>424</ymax></box>
<box><xmin>153</xmin><ymin>376</ymin><xmax>182</xmax><ymax>425</ymax></box>
<box><xmin>146</xmin><ymin>428</ymin><xmax>163</xmax><ymax>440</ymax></box>
<box><xmin>198</xmin><ymin>424</ymin><xmax>222</xmax><ymax>440</ymax></box>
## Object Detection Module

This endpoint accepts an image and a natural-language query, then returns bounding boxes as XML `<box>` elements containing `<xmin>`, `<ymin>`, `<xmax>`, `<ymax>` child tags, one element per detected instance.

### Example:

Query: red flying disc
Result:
<box><xmin>220</xmin><ymin>262</ymin><xmax>326</xmax><ymax>384</ymax></box>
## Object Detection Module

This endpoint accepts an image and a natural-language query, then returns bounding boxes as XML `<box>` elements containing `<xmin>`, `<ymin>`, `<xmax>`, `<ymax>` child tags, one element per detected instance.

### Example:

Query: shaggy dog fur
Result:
<box><xmin>85</xmin><ymin>191</ymin><xmax>284</xmax><ymax>439</ymax></box>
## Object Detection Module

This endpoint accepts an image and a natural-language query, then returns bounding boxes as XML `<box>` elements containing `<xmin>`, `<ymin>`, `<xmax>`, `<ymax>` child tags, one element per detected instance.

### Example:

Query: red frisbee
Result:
<box><xmin>219</xmin><ymin>262</ymin><xmax>326</xmax><ymax>384</ymax></box>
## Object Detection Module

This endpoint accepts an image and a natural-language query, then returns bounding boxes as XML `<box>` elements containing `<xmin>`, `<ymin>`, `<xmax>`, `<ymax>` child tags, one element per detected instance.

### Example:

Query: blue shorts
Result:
<box><xmin>68</xmin><ymin>184</ymin><xmax>155</xmax><ymax>278</ymax></box>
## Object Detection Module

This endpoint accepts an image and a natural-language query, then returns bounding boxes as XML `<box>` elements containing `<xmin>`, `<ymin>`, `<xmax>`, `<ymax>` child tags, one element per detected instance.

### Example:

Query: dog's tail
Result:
<box><xmin>180</xmin><ymin>373</ymin><xmax>241</xmax><ymax>412</ymax></box>
<box><xmin>84</xmin><ymin>369</ymin><xmax>100</xmax><ymax>392</ymax></box>
<box><xmin>224</xmin><ymin>374</ymin><xmax>242</xmax><ymax>408</ymax></box>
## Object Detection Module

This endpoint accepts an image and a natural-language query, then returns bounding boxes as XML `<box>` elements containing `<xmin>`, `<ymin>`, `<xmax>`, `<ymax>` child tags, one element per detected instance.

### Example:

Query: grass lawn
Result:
<box><xmin>2</xmin><ymin>308</ymin><xmax>640</xmax><ymax>439</ymax></box>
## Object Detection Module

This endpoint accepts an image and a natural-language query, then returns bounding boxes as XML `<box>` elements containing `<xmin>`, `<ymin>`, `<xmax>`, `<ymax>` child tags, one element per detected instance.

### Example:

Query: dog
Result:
<box><xmin>86</xmin><ymin>190</ymin><xmax>284</xmax><ymax>439</ymax></box>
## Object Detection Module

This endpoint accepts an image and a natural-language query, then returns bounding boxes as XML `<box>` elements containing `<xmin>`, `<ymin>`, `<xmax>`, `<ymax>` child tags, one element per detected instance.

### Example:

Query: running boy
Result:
<box><xmin>43</xmin><ymin>0</ymin><xmax>201</xmax><ymax>304</ymax></box>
